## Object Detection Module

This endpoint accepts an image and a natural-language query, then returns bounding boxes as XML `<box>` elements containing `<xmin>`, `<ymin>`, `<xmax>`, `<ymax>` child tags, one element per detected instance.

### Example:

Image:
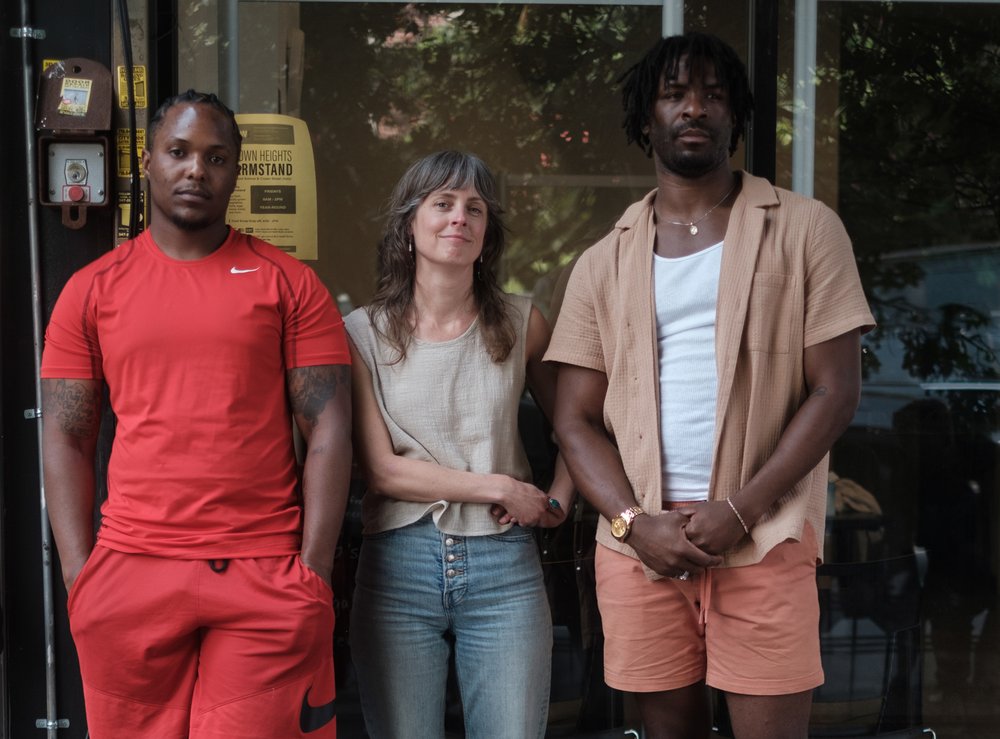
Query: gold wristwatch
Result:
<box><xmin>610</xmin><ymin>505</ymin><xmax>646</xmax><ymax>543</ymax></box>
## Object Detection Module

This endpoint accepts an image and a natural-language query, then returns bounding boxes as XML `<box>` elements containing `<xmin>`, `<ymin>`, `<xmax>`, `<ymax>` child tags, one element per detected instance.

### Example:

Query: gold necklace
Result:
<box><xmin>663</xmin><ymin>180</ymin><xmax>737</xmax><ymax>236</ymax></box>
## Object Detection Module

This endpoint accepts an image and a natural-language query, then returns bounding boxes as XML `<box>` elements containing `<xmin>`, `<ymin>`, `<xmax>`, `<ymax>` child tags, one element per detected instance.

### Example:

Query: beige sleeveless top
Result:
<box><xmin>345</xmin><ymin>293</ymin><xmax>534</xmax><ymax>536</ymax></box>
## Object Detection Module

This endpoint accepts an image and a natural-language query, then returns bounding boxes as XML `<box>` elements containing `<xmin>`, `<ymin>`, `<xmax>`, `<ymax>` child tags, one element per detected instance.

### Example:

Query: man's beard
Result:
<box><xmin>168</xmin><ymin>211</ymin><xmax>220</xmax><ymax>232</ymax></box>
<box><xmin>651</xmin><ymin>126</ymin><xmax>729</xmax><ymax>178</ymax></box>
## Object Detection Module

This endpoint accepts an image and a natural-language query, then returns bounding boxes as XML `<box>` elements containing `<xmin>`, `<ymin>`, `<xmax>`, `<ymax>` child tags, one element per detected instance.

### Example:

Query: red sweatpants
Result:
<box><xmin>68</xmin><ymin>545</ymin><xmax>337</xmax><ymax>738</ymax></box>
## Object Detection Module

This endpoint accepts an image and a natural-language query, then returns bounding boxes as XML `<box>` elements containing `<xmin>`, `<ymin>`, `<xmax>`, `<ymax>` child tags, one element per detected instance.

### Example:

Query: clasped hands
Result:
<box><xmin>489</xmin><ymin>475</ymin><xmax>568</xmax><ymax>528</ymax></box>
<box><xmin>630</xmin><ymin>500</ymin><xmax>748</xmax><ymax>579</ymax></box>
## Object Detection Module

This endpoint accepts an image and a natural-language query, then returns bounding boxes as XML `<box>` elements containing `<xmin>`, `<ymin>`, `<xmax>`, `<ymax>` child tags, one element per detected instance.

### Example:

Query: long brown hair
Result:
<box><xmin>368</xmin><ymin>150</ymin><xmax>516</xmax><ymax>363</ymax></box>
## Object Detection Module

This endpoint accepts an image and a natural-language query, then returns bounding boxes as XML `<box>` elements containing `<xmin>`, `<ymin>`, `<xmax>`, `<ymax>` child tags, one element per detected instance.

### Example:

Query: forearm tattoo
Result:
<box><xmin>42</xmin><ymin>379</ymin><xmax>101</xmax><ymax>438</ymax></box>
<box><xmin>288</xmin><ymin>365</ymin><xmax>350</xmax><ymax>428</ymax></box>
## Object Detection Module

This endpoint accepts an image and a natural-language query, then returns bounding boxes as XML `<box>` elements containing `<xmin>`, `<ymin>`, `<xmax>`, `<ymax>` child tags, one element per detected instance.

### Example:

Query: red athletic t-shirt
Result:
<box><xmin>41</xmin><ymin>228</ymin><xmax>350</xmax><ymax>558</ymax></box>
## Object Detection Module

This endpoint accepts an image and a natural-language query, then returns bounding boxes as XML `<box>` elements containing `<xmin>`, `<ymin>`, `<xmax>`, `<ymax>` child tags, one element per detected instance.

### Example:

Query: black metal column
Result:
<box><xmin>748</xmin><ymin>0</ymin><xmax>778</xmax><ymax>182</ymax></box>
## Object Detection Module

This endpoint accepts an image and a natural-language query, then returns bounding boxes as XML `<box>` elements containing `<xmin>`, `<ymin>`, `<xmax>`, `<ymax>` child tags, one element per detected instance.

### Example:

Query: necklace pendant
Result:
<box><xmin>689</xmin><ymin>224</ymin><xmax>698</xmax><ymax>236</ymax></box>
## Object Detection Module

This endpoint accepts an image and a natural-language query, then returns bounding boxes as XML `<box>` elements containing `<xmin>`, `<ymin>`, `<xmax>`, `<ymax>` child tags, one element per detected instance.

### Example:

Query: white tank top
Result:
<box><xmin>653</xmin><ymin>241</ymin><xmax>723</xmax><ymax>502</ymax></box>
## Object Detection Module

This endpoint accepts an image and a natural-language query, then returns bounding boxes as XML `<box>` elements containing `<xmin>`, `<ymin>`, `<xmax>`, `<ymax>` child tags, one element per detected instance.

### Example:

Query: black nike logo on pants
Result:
<box><xmin>299</xmin><ymin>686</ymin><xmax>336</xmax><ymax>733</ymax></box>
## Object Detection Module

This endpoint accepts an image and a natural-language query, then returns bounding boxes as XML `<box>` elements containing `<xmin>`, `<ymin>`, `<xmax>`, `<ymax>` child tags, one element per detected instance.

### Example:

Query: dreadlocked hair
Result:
<box><xmin>620</xmin><ymin>32</ymin><xmax>753</xmax><ymax>157</ymax></box>
<box><xmin>368</xmin><ymin>150</ymin><xmax>516</xmax><ymax>364</ymax></box>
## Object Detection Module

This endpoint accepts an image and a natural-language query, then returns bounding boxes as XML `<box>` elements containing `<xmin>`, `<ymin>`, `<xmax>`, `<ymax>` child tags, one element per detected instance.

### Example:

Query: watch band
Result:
<box><xmin>611</xmin><ymin>505</ymin><xmax>646</xmax><ymax>542</ymax></box>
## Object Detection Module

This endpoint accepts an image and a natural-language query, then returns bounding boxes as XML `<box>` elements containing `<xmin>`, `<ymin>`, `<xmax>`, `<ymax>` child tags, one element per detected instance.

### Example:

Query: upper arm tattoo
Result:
<box><xmin>287</xmin><ymin>365</ymin><xmax>351</xmax><ymax>428</ymax></box>
<box><xmin>42</xmin><ymin>379</ymin><xmax>102</xmax><ymax>438</ymax></box>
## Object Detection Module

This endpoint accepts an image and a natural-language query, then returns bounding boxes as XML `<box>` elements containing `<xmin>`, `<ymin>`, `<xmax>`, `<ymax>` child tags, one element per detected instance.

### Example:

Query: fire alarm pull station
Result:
<box><xmin>36</xmin><ymin>58</ymin><xmax>113</xmax><ymax>229</ymax></box>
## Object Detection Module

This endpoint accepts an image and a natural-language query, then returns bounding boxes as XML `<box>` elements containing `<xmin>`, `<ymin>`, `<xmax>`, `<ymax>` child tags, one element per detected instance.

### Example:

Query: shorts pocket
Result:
<box><xmin>66</xmin><ymin>546</ymin><xmax>107</xmax><ymax>615</ymax></box>
<box><xmin>297</xmin><ymin>555</ymin><xmax>334</xmax><ymax>597</ymax></box>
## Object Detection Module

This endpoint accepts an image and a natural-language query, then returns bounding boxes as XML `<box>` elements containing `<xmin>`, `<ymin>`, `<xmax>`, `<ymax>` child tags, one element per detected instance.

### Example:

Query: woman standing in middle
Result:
<box><xmin>346</xmin><ymin>150</ymin><xmax>573</xmax><ymax>739</ymax></box>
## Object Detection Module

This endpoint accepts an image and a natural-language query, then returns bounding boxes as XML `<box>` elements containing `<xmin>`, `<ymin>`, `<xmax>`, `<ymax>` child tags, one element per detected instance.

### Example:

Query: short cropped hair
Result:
<box><xmin>148</xmin><ymin>89</ymin><xmax>242</xmax><ymax>157</ymax></box>
<box><xmin>620</xmin><ymin>32</ymin><xmax>754</xmax><ymax>156</ymax></box>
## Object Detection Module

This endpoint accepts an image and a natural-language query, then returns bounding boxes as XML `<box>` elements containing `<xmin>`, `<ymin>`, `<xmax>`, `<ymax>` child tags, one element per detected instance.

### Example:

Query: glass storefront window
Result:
<box><xmin>779</xmin><ymin>1</ymin><xmax>1000</xmax><ymax>735</ymax></box>
<box><xmin>171</xmin><ymin>1</ymin><xmax>1000</xmax><ymax>735</ymax></box>
<box><xmin>179</xmin><ymin>1</ymin><xmax>672</xmax><ymax>311</ymax></box>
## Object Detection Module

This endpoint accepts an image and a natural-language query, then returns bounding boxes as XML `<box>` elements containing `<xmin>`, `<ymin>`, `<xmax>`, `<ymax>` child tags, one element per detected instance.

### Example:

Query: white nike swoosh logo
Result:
<box><xmin>230</xmin><ymin>266</ymin><xmax>260</xmax><ymax>274</ymax></box>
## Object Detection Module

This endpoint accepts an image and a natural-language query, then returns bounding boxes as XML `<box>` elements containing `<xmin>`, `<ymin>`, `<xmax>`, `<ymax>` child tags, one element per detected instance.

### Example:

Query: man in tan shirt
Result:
<box><xmin>546</xmin><ymin>32</ymin><xmax>874</xmax><ymax>739</ymax></box>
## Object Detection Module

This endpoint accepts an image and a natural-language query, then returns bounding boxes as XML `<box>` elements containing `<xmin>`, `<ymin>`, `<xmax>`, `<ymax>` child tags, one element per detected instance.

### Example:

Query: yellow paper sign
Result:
<box><xmin>227</xmin><ymin>114</ymin><xmax>318</xmax><ymax>260</ymax></box>
<box><xmin>117</xmin><ymin>65</ymin><xmax>148</xmax><ymax>109</ymax></box>
<box><xmin>116</xmin><ymin>191</ymin><xmax>146</xmax><ymax>245</ymax></box>
<box><xmin>116</xmin><ymin>128</ymin><xmax>146</xmax><ymax>178</ymax></box>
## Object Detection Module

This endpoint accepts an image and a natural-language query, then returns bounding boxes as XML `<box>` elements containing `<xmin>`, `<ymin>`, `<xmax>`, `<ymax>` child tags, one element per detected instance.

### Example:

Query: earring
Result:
<box><xmin>409</xmin><ymin>238</ymin><xmax>414</xmax><ymax>254</ymax></box>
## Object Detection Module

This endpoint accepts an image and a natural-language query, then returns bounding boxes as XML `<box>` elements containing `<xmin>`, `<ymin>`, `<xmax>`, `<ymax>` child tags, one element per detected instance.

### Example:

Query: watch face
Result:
<box><xmin>610</xmin><ymin>516</ymin><xmax>627</xmax><ymax>540</ymax></box>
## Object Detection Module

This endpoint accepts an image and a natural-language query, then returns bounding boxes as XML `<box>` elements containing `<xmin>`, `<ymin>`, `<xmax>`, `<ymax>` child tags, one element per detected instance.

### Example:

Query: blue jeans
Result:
<box><xmin>350</xmin><ymin>516</ymin><xmax>552</xmax><ymax>739</ymax></box>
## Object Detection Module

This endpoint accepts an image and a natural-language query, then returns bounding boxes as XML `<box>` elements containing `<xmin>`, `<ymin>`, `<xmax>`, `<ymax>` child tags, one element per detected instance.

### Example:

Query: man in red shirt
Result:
<box><xmin>41</xmin><ymin>90</ymin><xmax>351</xmax><ymax>738</ymax></box>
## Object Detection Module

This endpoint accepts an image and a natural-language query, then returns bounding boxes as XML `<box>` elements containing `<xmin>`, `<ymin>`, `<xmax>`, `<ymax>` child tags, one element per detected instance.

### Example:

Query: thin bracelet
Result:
<box><xmin>726</xmin><ymin>497</ymin><xmax>751</xmax><ymax>534</ymax></box>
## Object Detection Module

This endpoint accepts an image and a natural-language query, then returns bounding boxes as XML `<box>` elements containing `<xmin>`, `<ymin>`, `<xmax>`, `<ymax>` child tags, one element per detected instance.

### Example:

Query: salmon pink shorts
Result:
<box><xmin>595</xmin><ymin>522</ymin><xmax>823</xmax><ymax>696</ymax></box>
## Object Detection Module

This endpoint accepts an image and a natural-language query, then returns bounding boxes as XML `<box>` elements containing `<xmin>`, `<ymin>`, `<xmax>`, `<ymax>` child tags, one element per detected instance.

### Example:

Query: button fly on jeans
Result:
<box><xmin>441</xmin><ymin>532</ymin><xmax>467</xmax><ymax>602</ymax></box>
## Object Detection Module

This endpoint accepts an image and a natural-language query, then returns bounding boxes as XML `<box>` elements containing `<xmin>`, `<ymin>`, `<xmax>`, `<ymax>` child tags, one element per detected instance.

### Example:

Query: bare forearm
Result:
<box><xmin>45</xmin><ymin>447</ymin><xmax>97</xmax><ymax>574</ymax></box>
<box><xmin>41</xmin><ymin>378</ymin><xmax>101</xmax><ymax>587</ymax></box>
<box><xmin>553</xmin><ymin>416</ymin><xmax>636</xmax><ymax>520</ymax></box>
<box><xmin>546</xmin><ymin>454</ymin><xmax>576</xmax><ymax>509</ymax></box>
<box><xmin>355</xmin><ymin>416</ymin><xmax>557</xmax><ymax>526</ymax></box>
<box><xmin>729</xmin><ymin>386</ymin><xmax>856</xmax><ymax>524</ymax></box>
<box><xmin>729</xmin><ymin>331</ymin><xmax>862</xmax><ymax>526</ymax></box>
<box><xmin>300</xmin><ymin>428</ymin><xmax>352</xmax><ymax>581</ymax></box>
<box><xmin>288</xmin><ymin>364</ymin><xmax>352</xmax><ymax>582</ymax></box>
<box><xmin>365</xmin><ymin>454</ymin><xmax>537</xmax><ymax>509</ymax></box>
<box><xmin>551</xmin><ymin>365</ymin><xmax>639</xmax><ymax>518</ymax></box>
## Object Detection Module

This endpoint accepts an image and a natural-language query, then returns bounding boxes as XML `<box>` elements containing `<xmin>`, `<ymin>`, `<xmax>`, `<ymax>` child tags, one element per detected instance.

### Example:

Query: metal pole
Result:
<box><xmin>16</xmin><ymin>0</ymin><xmax>62</xmax><ymax>735</ymax></box>
<box><xmin>219</xmin><ymin>0</ymin><xmax>240</xmax><ymax>111</ymax></box>
<box><xmin>661</xmin><ymin>0</ymin><xmax>683</xmax><ymax>38</ymax></box>
<box><xmin>747</xmin><ymin>0</ymin><xmax>778</xmax><ymax>182</ymax></box>
<box><xmin>792</xmin><ymin>0</ymin><xmax>817</xmax><ymax>197</ymax></box>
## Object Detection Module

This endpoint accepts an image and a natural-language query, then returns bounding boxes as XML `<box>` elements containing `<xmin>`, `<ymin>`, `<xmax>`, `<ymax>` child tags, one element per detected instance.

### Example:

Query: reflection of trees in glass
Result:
<box><xmin>503</xmin><ymin>185</ymin><xmax>603</xmax><ymax>297</ymax></box>
<box><xmin>299</xmin><ymin>3</ymin><xmax>657</xmax><ymax>302</ymax></box>
<box><xmin>363</xmin><ymin>5</ymin><xmax>644</xmax><ymax>167</ymax></box>
<box><xmin>859</xmin><ymin>248</ymin><xmax>1000</xmax><ymax>387</ymax></box>
<box><xmin>894</xmin><ymin>300</ymin><xmax>996</xmax><ymax>379</ymax></box>
<box><xmin>835</xmin><ymin>4</ymin><xmax>999</xmax><ymax>246</ymax></box>
<box><xmin>821</xmin><ymin>3</ymin><xmax>1000</xmax><ymax>383</ymax></box>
